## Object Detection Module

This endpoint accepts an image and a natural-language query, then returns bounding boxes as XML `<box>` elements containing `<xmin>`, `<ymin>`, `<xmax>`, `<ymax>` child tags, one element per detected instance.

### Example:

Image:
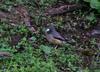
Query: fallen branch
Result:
<box><xmin>44</xmin><ymin>4</ymin><xmax>82</xmax><ymax>16</ymax></box>
<box><xmin>0</xmin><ymin>52</ymin><xmax>11</xmax><ymax>58</ymax></box>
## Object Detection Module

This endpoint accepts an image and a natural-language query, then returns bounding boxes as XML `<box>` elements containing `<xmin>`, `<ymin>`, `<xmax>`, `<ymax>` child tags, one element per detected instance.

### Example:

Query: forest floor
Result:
<box><xmin>0</xmin><ymin>0</ymin><xmax>100</xmax><ymax>72</ymax></box>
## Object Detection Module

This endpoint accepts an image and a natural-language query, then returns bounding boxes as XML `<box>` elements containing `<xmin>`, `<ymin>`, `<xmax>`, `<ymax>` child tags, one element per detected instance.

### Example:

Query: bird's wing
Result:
<box><xmin>52</xmin><ymin>31</ymin><xmax>65</xmax><ymax>41</ymax></box>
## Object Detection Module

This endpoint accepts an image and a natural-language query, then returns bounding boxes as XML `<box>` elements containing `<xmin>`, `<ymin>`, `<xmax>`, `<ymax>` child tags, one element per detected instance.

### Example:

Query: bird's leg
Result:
<box><xmin>54</xmin><ymin>45</ymin><xmax>58</xmax><ymax>49</ymax></box>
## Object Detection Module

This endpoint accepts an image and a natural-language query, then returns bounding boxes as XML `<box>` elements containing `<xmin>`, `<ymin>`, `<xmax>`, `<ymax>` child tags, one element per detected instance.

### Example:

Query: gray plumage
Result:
<box><xmin>45</xmin><ymin>24</ymin><xmax>65</xmax><ymax>41</ymax></box>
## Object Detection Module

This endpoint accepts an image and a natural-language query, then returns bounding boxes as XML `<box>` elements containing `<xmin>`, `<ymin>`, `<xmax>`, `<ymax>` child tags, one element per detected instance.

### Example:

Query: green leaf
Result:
<box><xmin>86</xmin><ymin>13</ymin><xmax>96</xmax><ymax>21</ymax></box>
<box><xmin>40</xmin><ymin>45</ymin><xmax>52</xmax><ymax>55</ymax></box>
<box><xmin>29</xmin><ymin>36</ymin><xmax>36</xmax><ymax>42</ymax></box>
<box><xmin>90</xmin><ymin>0</ymin><xmax>100</xmax><ymax>10</ymax></box>
<box><xmin>83</xmin><ymin>68</ymin><xmax>90</xmax><ymax>72</ymax></box>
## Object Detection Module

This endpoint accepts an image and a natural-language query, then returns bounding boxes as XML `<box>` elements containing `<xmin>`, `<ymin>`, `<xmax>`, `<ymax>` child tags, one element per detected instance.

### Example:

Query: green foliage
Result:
<box><xmin>90</xmin><ymin>0</ymin><xmax>100</xmax><ymax>11</ymax></box>
<box><xmin>94</xmin><ymin>69</ymin><xmax>100</xmax><ymax>72</ymax></box>
<box><xmin>84</xmin><ymin>0</ymin><xmax>100</xmax><ymax>12</ymax></box>
<box><xmin>86</xmin><ymin>13</ymin><xmax>97</xmax><ymax>25</ymax></box>
<box><xmin>86</xmin><ymin>13</ymin><xmax>96</xmax><ymax>21</ymax></box>
<box><xmin>0</xmin><ymin>22</ymin><xmax>80</xmax><ymax>71</ymax></box>
<box><xmin>63</xmin><ymin>0</ymin><xmax>80</xmax><ymax>3</ymax></box>
<box><xmin>40</xmin><ymin>45</ymin><xmax>52</xmax><ymax>55</ymax></box>
<box><xmin>39</xmin><ymin>0</ymin><xmax>57</xmax><ymax>6</ymax></box>
<box><xmin>83</xmin><ymin>68</ymin><xmax>90</xmax><ymax>72</ymax></box>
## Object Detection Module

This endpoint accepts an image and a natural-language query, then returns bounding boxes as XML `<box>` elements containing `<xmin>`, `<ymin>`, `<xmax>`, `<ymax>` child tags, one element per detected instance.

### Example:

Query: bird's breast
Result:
<box><xmin>46</xmin><ymin>34</ymin><xmax>63</xmax><ymax>45</ymax></box>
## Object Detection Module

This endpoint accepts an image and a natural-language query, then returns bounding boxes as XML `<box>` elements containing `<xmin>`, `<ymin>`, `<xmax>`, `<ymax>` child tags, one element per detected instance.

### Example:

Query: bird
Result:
<box><xmin>45</xmin><ymin>24</ymin><xmax>66</xmax><ymax>45</ymax></box>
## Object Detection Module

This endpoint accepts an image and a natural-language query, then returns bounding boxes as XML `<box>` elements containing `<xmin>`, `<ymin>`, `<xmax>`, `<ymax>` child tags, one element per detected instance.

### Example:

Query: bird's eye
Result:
<box><xmin>46</xmin><ymin>29</ymin><xmax>50</xmax><ymax>32</ymax></box>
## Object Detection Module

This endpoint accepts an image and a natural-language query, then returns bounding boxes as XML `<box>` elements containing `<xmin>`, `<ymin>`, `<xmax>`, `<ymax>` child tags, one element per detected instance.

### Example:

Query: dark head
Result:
<box><xmin>45</xmin><ymin>24</ymin><xmax>55</xmax><ymax>34</ymax></box>
<box><xmin>45</xmin><ymin>28</ymin><xmax>52</xmax><ymax>34</ymax></box>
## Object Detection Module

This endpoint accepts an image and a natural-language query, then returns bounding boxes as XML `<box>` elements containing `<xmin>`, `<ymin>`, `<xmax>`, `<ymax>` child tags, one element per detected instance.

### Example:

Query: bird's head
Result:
<box><xmin>45</xmin><ymin>24</ymin><xmax>55</xmax><ymax>34</ymax></box>
<box><xmin>45</xmin><ymin>28</ymin><xmax>51</xmax><ymax>34</ymax></box>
